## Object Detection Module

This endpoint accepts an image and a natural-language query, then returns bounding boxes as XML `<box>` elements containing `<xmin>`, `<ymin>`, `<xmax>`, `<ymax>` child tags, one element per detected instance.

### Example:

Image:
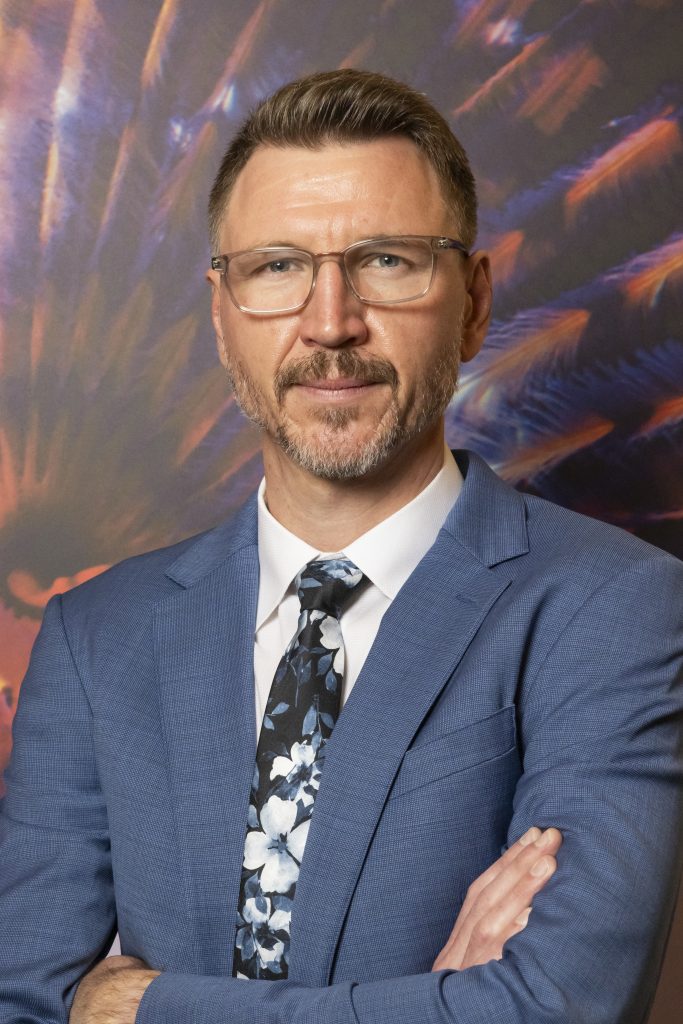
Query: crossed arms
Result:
<box><xmin>1</xmin><ymin>551</ymin><xmax>682</xmax><ymax>1024</ymax></box>
<box><xmin>70</xmin><ymin>827</ymin><xmax>562</xmax><ymax>1022</ymax></box>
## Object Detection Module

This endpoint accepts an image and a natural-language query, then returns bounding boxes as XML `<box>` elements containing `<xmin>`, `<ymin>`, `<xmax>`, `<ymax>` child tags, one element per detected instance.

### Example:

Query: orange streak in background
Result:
<box><xmin>640</xmin><ymin>508</ymin><xmax>683</xmax><ymax>521</ymax></box>
<box><xmin>200</xmin><ymin>430</ymin><xmax>262</xmax><ymax>495</ymax></box>
<box><xmin>7</xmin><ymin>566</ymin><xmax>111</xmax><ymax>611</ymax></box>
<box><xmin>0</xmin><ymin>27</ymin><xmax>43</xmax><ymax>255</ymax></box>
<box><xmin>96</xmin><ymin>121</ymin><xmax>142</xmax><ymax>248</ymax></box>
<box><xmin>0</xmin><ymin>605</ymin><xmax>41</xmax><ymax>780</ymax></box>
<box><xmin>29</xmin><ymin>288</ymin><xmax>52</xmax><ymax>378</ymax></box>
<box><xmin>206</xmin><ymin>0</ymin><xmax>272</xmax><ymax>112</ymax></box>
<box><xmin>153</xmin><ymin>121</ymin><xmax>218</xmax><ymax>233</ymax></box>
<box><xmin>455</xmin><ymin>0</ymin><xmax>535</xmax><ymax>46</ymax></box>
<box><xmin>140</xmin><ymin>0</ymin><xmax>179</xmax><ymax>89</ymax></box>
<box><xmin>339</xmin><ymin>34</ymin><xmax>376</xmax><ymax>69</ymax></box>
<box><xmin>638</xmin><ymin>395</ymin><xmax>683</xmax><ymax>437</ymax></box>
<box><xmin>100</xmin><ymin>279</ymin><xmax>155</xmax><ymax>382</ymax></box>
<box><xmin>453</xmin><ymin>37</ymin><xmax>546</xmax><ymax>117</ymax></box>
<box><xmin>488</xmin><ymin>230</ymin><xmax>524</xmax><ymax>284</ymax></box>
<box><xmin>461</xmin><ymin>309</ymin><xmax>590</xmax><ymax>403</ymax></box>
<box><xmin>39</xmin><ymin>139</ymin><xmax>62</xmax><ymax>250</ymax></box>
<box><xmin>175</xmin><ymin>395</ymin><xmax>234</xmax><ymax>466</ymax></box>
<box><xmin>40</xmin><ymin>0</ymin><xmax>100</xmax><ymax>248</ymax></box>
<box><xmin>0</xmin><ymin>13</ymin><xmax>8</xmax><ymax>66</ymax></box>
<box><xmin>565</xmin><ymin>115</ymin><xmax>682</xmax><ymax>220</ymax></box>
<box><xmin>623</xmin><ymin>236</ymin><xmax>683</xmax><ymax>307</ymax></box>
<box><xmin>498</xmin><ymin>419</ymin><xmax>613</xmax><ymax>483</ymax></box>
<box><xmin>0</xmin><ymin>430</ymin><xmax>19</xmax><ymax>526</ymax></box>
<box><xmin>519</xmin><ymin>46</ymin><xmax>607</xmax><ymax>135</ymax></box>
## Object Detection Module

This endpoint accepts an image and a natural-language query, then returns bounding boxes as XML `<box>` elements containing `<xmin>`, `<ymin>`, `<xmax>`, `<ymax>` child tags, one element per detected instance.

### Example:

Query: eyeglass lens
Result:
<box><xmin>227</xmin><ymin>237</ymin><xmax>435</xmax><ymax>312</ymax></box>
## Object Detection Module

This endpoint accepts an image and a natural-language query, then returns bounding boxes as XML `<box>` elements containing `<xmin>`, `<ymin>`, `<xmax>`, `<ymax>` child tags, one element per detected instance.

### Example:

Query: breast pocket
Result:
<box><xmin>389</xmin><ymin>705</ymin><xmax>517</xmax><ymax>800</ymax></box>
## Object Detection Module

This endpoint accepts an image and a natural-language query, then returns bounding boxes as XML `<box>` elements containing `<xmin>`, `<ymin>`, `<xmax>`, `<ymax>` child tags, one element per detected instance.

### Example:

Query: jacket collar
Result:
<box><xmin>163</xmin><ymin>450</ymin><xmax>529</xmax><ymax>590</ymax></box>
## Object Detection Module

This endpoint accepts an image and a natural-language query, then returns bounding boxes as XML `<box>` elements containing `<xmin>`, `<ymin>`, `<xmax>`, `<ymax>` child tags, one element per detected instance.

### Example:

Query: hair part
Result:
<box><xmin>208</xmin><ymin>69</ymin><xmax>477</xmax><ymax>254</ymax></box>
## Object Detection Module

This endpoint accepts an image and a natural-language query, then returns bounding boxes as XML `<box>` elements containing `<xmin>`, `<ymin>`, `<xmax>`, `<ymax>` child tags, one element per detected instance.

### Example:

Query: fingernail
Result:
<box><xmin>531</xmin><ymin>856</ymin><xmax>550</xmax><ymax>877</ymax></box>
<box><xmin>515</xmin><ymin>907</ymin><xmax>531</xmax><ymax>927</ymax></box>
<box><xmin>519</xmin><ymin>827</ymin><xmax>541</xmax><ymax>846</ymax></box>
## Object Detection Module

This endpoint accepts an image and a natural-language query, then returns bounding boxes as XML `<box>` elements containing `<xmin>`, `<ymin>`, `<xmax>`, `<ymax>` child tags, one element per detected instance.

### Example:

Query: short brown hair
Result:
<box><xmin>208</xmin><ymin>69</ymin><xmax>477</xmax><ymax>253</ymax></box>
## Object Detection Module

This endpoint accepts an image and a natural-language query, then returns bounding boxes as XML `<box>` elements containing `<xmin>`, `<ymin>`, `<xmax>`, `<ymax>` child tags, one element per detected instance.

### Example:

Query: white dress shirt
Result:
<box><xmin>253</xmin><ymin>446</ymin><xmax>462</xmax><ymax>733</ymax></box>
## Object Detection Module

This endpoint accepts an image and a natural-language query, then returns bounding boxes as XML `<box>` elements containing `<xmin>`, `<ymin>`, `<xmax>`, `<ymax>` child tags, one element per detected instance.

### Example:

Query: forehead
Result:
<box><xmin>220</xmin><ymin>138</ymin><xmax>454</xmax><ymax>249</ymax></box>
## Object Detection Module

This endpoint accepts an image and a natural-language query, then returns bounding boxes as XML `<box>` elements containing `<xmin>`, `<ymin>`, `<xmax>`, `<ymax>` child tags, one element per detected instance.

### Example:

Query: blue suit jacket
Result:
<box><xmin>1</xmin><ymin>451</ymin><xmax>682</xmax><ymax>1024</ymax></box>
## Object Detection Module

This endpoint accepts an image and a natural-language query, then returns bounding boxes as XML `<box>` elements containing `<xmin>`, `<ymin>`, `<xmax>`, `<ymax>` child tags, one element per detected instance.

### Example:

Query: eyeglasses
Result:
<box><xmin>210</xmin><ymin>235</ymin><xmax>468</xmax><ymax>315</ymax></box>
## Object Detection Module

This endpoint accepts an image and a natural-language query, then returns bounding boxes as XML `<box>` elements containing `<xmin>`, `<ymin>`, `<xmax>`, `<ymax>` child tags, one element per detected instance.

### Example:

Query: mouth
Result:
<box><xmin>294</xmin><ymin>377</ymin><xmax>385</xmax><ymax>400</ymax></box>
<box><xmin>274</xmin><ymin>351</ymin><xmax>399</xmax><ymax>405</ymax></box>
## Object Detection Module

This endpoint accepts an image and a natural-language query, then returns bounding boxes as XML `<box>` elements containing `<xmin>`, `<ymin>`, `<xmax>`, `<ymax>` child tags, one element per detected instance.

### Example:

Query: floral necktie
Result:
<box><xmin>234</xmin><ymin>558</ymin><xmax>367</xmax><ymax>980</ymax></box>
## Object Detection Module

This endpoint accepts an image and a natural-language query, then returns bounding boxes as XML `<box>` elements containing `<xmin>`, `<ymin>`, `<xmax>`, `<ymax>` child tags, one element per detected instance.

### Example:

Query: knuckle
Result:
<box><xmin>467</xmin><ymin>876</ymin><xmax>485</xmax><ymax>897</ymax></box>
<box><xmin>470</xmin><ymin>889</ymin><xmax>495</xmax><ymax>915</ymax></box>
<box><xmin>472</xmin><ymin>917</ymin><xmax>497</xmax><ymax>943</ymax></box>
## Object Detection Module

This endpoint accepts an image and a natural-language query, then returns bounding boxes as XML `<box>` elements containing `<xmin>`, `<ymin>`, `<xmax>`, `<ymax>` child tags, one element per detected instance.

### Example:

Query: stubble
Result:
<box><xmin>223</xmin><ymin>341</ymin><xmax>461</xmax><ymax>480</ymax></box>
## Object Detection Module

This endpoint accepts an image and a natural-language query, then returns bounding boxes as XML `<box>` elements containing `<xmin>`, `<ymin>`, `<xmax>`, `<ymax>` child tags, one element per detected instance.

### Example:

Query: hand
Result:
<box><xmin>432</xmin><ymin>826</ymin><xmax>562</xmax><ymax>972</ymax></box>
<box><xmin>69</xmin><ymin>955</ymin><xmax>160</xmax><ymax>1024</ymax></box>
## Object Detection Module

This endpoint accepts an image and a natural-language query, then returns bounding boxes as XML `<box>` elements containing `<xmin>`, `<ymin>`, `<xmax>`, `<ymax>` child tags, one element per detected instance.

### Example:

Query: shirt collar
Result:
<box><xmin>256</xmin><ymin>444</ymin><xmax>462</xmax><ymax>628</ymax></box>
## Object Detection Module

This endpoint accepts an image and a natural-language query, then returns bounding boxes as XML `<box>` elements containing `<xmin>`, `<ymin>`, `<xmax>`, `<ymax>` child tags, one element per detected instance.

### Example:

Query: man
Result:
<box><xmin>1</xmin><ymin>70</ymin><xmax>681</xmax><ymax>1024</ymax></box>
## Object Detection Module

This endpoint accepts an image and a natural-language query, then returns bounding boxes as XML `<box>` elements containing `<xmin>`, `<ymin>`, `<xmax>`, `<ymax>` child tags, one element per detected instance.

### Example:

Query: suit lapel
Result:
<box><xmin>150</xmin><ymin>452</ymin><xmax>528</xmax><ymax>981</ymax></box>
<box><xmin>288</xmin><ymin>452</ymin><xmax>529</xmax><ymax>984</ymax></box>
<box><xmin>154</xmin><ymin>498</ymin><xmax>259</xmax><ymax>976</ymax></box>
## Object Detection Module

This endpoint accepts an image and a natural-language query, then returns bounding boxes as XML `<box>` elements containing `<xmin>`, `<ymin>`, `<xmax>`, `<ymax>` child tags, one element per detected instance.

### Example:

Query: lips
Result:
<box><xmin>299</xmin><ymin>377</ymin><xmax>378</xmax><ymax>390</ymax></box>
<box><xmin>273</xmin><ymin>351</ymin><xmax>398</xmax><ymax>402</ymax></box>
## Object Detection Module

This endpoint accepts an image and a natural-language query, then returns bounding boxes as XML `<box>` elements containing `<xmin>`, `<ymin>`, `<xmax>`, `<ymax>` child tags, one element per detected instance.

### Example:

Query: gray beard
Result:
<box><xmin>224</xmin><ymin>344</ymin><xmax>461</xmax><ymax>481</ymax></box>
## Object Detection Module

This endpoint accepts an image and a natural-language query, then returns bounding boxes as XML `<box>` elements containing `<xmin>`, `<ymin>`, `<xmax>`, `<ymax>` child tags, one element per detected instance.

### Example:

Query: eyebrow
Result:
<box><xmin>238</xmin><ymin>240</ymin><xmax>304</xmax><ymax>250</ymax></box>
<box><xmin>232</xmin><ymin>234</ymin><xmax>400</xmax><ymax>252</ymax></box>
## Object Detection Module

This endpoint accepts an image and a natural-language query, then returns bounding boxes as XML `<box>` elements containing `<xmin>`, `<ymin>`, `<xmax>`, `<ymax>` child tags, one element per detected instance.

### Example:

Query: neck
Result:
<box><xmin>261</xmin><ymin>423</ymin><xmax>447</xmax><ymax>550</ymax></box>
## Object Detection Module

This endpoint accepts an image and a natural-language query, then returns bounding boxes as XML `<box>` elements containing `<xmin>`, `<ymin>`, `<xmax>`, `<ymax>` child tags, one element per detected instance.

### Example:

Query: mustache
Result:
<box><xmin>274</xmin><ymin>350</ymin><xmax>398</xmax><ymax>402</ymax></box>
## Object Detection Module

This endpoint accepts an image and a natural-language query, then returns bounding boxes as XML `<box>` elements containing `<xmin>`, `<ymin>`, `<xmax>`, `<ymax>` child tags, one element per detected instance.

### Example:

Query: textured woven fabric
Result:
<box><xmin>2</xmin><ymin>453</ymin><xmax>682</xmax><ymax>1024</ymax></box>
<box><xmin>234</xmin><ymin>559</ymin><xmax>367</xmax><ymax>979</ymax></box>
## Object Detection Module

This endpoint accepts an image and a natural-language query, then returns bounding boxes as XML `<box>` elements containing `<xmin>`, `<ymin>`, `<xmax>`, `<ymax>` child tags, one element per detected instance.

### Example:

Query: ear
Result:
<box><xmin>206</xmin><ymin>268</ymin><xmax>228</xmax><ymax>368</ymax></box>
<box><xmin>460</xmin><ymin>251</ymin><xmax>492</xmax><ymax>363</ymax></box>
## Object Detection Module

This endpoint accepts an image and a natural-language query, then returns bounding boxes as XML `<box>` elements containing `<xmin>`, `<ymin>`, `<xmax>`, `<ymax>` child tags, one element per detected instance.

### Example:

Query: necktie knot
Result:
<box><xmin>295</xmin><ymin>558</ymin><xmax>365</xmax><ymax>617</ymax></box>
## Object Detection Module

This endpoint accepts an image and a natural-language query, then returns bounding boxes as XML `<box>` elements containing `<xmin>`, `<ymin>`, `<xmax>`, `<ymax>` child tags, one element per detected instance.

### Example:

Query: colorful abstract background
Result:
<box><xmin>1</xmin><ymin>0</ymin><xmax>682</xmax><ymax>1016</ymax></box>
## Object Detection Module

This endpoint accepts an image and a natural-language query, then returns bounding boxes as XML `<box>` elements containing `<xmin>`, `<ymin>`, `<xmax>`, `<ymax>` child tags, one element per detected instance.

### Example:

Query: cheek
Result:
<box><xmin>221</xmin><ymin>315</ymin><xmax>292</xmax><ymax>379</ymax></box>
<box><xmin>368</xmin><ymin>312</ymin><xmax>457</xmax><ymax>385</ymax></box>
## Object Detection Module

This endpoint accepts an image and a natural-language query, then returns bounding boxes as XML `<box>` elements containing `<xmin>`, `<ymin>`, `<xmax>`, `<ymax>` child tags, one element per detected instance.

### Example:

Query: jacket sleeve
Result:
<box><xmin>135</xmin><ymin>553</ymin><xmax>683</xmax><ymax>1024</ymax></box>
<box><xmin>0</xmin><ymin>595</ymin><xmax>117</xmax><ymax>1022</ymax></box>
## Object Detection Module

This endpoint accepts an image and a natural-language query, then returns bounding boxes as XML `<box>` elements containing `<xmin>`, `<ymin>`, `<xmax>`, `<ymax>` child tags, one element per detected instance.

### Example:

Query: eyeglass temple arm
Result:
<box><xmin>433</xmin><ymin>238</ymin><xmax>469</xmax><ymax>255</ymax></box>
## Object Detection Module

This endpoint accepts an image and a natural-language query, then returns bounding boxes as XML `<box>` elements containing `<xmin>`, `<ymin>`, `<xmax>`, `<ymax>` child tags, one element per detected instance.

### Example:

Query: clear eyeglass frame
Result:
<box><xmin>210</xmin><ymin>234</ymin><xmax>469</xmax><ymax>315</ymax></box>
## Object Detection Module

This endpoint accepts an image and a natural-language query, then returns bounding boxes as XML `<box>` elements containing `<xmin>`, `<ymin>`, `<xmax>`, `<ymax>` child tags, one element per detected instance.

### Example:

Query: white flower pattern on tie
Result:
<box><xmin>234</xmin><ymin>559</ymin><xmax>367</xmax><ymax>979</ymax></box>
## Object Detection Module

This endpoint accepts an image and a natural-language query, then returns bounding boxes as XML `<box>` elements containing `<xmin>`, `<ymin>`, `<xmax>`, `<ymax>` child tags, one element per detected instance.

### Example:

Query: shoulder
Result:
<box><xmin>454</xmin><ymin>449</ymin><xmax>683</xmax><ymax>622</ymax></box>
<box><xmin>58</xmin><ymin>493</ymin><xmax>258</xmax><ymax>628</ymax></box>
<box><xmin>522</xmin><ymin>489</ymin><xmax>681</xmax><ymax>582</ymax></box>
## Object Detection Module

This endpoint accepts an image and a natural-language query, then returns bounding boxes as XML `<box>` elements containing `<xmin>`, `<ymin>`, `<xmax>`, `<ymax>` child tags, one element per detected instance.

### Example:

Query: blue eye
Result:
<box><xmin>363</xmin><ymin>252</ymin><xmax>405</xmax><ymax>270</ymax></box>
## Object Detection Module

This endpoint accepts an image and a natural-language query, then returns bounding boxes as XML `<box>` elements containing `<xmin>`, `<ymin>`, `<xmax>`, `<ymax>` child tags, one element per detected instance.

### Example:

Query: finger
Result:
<box><xmin>456</xmin><ymin>827</ymin><xmax>540</xmax><ymax>920</ymax></box>
<box><xmin>455</xmin><ymin>827</ymin><xmax>560</xmax><ymax>931</ymax></box>
<box><xmin>475</xmin><ymin>853</ymin><xmax>558</xmax><ymax>941</ymax></box>
<box><xmin>515</xmin><ymin>906</ymin><xmax>532</xmax><ymax>929</ymax></box>
<box><xmin>468</xmin><ymin>855</ymin><xmax>558</xmax><ymax>954</ymax></box>
<box><xmin>464</xmin><ymin>835</ymin><xmax>560</xmax><ymax>928</ymax></box>
<box><xmin>437</xmin><ymin>831</ymin><xmax>561</xmax><ymax>967</ymax></box>
<box><xmin>436</xmin><ymin>855</ymin><xmax>558</xmax><ymax>971</ymax></box>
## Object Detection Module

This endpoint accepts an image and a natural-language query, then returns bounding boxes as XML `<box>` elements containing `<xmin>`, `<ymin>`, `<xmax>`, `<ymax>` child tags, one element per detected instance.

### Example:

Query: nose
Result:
<box><xmin>298</xmin><ymin>257</ymin><xmax>368</xmax><ymax>349</ymax></box>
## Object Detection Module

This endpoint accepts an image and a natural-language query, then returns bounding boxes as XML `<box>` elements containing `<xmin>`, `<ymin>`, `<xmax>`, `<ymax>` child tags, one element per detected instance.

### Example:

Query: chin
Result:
<box><xmin>275</xmin><ymin>416</ymin><xmax>407</xmax><ymax>481</ymax></box>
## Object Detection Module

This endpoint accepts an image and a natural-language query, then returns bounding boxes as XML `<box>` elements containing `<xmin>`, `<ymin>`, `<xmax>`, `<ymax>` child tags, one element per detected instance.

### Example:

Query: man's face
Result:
<box><xmin>208</xmin><ymin>138</ymin><xmax>489</xmax><ymax>480</ymax></box>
